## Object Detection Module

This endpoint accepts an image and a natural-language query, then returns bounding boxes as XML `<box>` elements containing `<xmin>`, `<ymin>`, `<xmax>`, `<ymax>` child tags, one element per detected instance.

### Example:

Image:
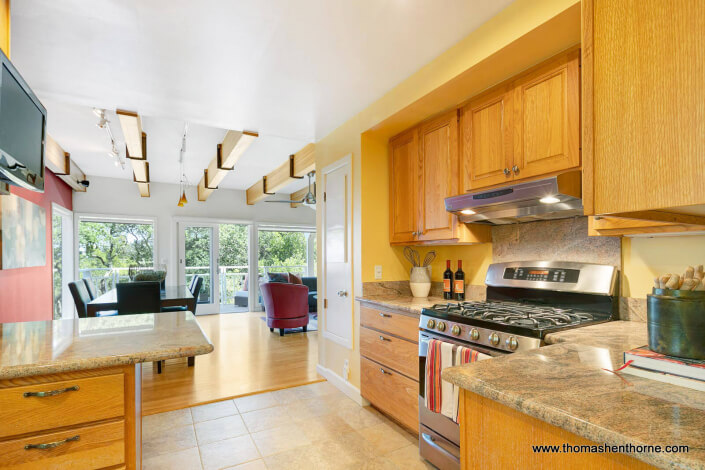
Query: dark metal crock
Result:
<box><xmin>647</xmin><ymin>288</ymin><xmax>705</xmax><ymax>360</ymax></box>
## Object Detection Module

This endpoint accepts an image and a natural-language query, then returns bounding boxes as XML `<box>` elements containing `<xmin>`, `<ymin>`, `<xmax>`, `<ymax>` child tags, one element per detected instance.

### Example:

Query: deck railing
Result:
<box><xmin>79</xmin><ymin>264</ymin><xmax>309</xmax><ymax>305</ymax></box>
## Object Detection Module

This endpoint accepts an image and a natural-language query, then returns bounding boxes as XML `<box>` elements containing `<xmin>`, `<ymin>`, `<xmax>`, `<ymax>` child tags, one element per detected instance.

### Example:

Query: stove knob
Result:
<box><xmin>469</xmin><ymin>328</ymin><xmax>480</xmax><ymax>341</ymax></box>
<box><xmin>505</xmin><ymin>336</ymin><xmax>518</xmax><ymax>351</ymax></box>
<box><xmin>451</xmin><ymin>325</ymin><xmax>461</xmax><ymax>336</ymax></box>
<box><xmin>426</xmin><ymin>319</ymin><xmax>436</xmax><ymax>329</ymax></box>
<box><xmin>489</xmin><ymin>332</ymin><xmax>500</xmax><ymax>346</ymax></box>
<box><xmin>437</xmin><ymin>322</ymin><xmax>446</xmax><ymax>332</ymax></box>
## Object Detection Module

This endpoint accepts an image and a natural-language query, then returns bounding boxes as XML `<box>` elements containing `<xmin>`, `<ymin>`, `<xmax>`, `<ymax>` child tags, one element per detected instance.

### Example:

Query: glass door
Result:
<box><xmin>179</xmin><ymin>223</ymin><xmax>218</xmax><ymax>314</ymax></box>
<box><xmin>218</xmin><ymin>224</ymin><xmax>250</xmax><ymax>313</ymax></box>
<box><xmin>52</xmin><ymin>204</ymin><xmax>74</xmax><ymax>319</ymax></box>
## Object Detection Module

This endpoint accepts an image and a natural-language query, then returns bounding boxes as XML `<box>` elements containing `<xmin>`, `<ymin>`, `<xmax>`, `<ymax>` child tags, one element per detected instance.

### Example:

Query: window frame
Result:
<box><xmin>74</xmin><ymin>213</ymin><xmax>158</xmax><ymax>290</ymax></box>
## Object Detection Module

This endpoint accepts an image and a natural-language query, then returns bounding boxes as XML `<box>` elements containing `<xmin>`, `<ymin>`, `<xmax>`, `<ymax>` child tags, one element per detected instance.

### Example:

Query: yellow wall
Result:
<box><xmin>315</xmin><ymin>0</ymin><xmax>582</xmax><ymax>390</ymax></box>
<box><xmin>622</xmin><ymin>235</ymin><xmax>705</xmax><ymax>298</ymax></box>
<box><xmin>1</xmin><ymin>0</ymin><xmax>10</xmax><ymax>56</ymax></box>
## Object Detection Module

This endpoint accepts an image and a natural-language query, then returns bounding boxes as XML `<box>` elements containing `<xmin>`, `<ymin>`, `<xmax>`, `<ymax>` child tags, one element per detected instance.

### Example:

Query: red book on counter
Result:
<box><xmin>624</xmin><ymin>346</ymin><xmax>705</xmax><ymax>381</ymax></box>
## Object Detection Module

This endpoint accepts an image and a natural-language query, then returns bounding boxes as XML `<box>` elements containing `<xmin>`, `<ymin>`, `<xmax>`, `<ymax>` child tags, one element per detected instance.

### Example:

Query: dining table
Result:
<box><xmin>87</xmin><ymin>284</ymin><xmax>196</xmax><ymax>317</ymax></box>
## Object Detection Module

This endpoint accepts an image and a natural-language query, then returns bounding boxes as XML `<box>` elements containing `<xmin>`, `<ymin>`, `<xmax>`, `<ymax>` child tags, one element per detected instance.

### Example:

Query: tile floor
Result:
<box><xmin>142</xmin><ymin>381</ymin><xmax>433</xmax><ymax>470</ymax></box>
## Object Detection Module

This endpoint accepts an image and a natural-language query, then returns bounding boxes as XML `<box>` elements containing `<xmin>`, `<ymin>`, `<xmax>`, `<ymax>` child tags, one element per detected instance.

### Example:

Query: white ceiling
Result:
<box><xmin>10</xmin><ymin>0</ymin><xmax>513</xmax><ymax>191</ymax></box>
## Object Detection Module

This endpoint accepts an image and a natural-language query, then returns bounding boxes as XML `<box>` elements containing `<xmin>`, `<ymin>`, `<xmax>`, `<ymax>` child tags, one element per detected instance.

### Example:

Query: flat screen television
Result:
<box><xmin>0</xmin><ymin>48</ymin><xmax>46</xmax><ymax>192</ymax></box>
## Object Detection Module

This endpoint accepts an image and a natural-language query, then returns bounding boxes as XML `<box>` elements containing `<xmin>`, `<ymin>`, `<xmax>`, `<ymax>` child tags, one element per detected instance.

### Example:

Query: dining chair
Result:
<box><xmin>83</xmin><ymin>278</ymin><xmax>98</xmax><ymax>300</ymax></box>
<box><xmin>116</xmin><ymin>281</ymin><xmax>161</xmax><ymax>315</ymax></box>
<box><xmin>162</xmin><ymin>275</ymin><xmax>203</xmax><ymax>314</ymax></box>
<box><xmin>116</xmin><ymin>281</ymin><xmax>165</xmax><ymax>373</ymax></box>
<box><xmin>68</xmin><ymin>281</ymin><xmax>91</xmax><ymax>318</ymax></box>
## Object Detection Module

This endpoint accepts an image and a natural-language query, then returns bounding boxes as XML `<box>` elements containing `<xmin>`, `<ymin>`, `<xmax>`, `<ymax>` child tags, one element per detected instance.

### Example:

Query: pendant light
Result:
<box><xmin>177</xmin><ymin>123</ymin><xmax>189</xmax><ymax>207</ymax></box>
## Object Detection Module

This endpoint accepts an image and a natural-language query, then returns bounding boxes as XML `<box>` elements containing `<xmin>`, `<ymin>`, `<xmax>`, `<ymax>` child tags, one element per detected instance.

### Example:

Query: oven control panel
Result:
<box><xmin>503</xmin><ymin>267</ymin><xmax>580</xmax><ymax>283</ymax></box>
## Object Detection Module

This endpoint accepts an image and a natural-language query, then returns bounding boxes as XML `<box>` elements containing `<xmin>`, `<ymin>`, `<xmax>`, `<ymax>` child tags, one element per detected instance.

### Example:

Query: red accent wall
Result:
<box><xmin>0</xmin><ymin>170</ymin><xmax>72</xmax><ymax>323</ymax></box>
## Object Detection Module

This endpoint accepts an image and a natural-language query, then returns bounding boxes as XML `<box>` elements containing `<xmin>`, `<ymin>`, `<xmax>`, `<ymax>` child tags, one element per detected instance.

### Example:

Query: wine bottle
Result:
<box><xmin>455</xmin><ymin>260</ymin><xmax>465</xmax><ymax>301</ymax></box>
<box><xmin>443</xmin><ymin>260</ymin><xmax>454</xmax><ymax>300</ymax></box>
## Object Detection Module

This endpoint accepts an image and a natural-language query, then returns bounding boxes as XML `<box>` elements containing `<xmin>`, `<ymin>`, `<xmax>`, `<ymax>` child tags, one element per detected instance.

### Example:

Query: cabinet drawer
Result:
<box><xmin>0</xmin><ymin>373</ymin><xmax>125</xmax><ymax>439</ymax></box>
<box><xmin>360</xmin><ymin>326</ymin><xmax>418</xmax><ymax>379</ymax></box>
<box><xmin>360</xmin><ymin>306</ymin><xmax>419</xmax><ymax>342</ymax></box>
<box><xmin>361</xmin><ymin>357</ymin><xmax>419</xmax><ymax>432</ymax></box>
<box><xmin>0</xmin><ymin>419</ymin><xmax>125</xmax><ymax>469</ymax></box>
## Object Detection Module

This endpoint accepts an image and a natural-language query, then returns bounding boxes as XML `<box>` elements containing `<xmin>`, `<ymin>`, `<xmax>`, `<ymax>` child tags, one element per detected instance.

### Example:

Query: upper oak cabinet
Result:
<box><xmin>417</xmin><ymin>111</ymin><xmax>459</xmax><ymax>241</ymax></box>
<box><xmin>461</xmin><ymin>49</ymin><xmax>580</xmax><ymax>192</ymax></box>
<box><xmin>461</xmin><ymin>85</ymin><xmax>514</xmax><ymax>190</ymax></box>
<box><xmin>583</xmin><ymin>0</ymin><xmax>705</xmax><ymax>224</ymax></box>
<box><xmin>389</xmin><ymin>110</ymin><xmax>490</xmax><ymax>246</ymax></box>
<box><xmin>389</xmin><ymin>128</ymin><xmax>419</xmax><ymax>244</ymax></box>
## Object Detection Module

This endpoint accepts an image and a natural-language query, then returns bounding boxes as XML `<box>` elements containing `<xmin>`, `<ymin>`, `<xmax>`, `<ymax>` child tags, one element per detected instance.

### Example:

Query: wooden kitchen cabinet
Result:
<box><xmin>460</xmin><ymin>49</ymin><xmax>580</xmax><ymax>192</ymax></box>
<box><xmin>0</xmin><ymin>365</ymin><xmax>140</xmax><ymax>470</ymax></box>
<box><xmin>512</xmin><ymin>49</ymin><xmax>580</xmax><ymax>181</ymax></box>
<box><xmin>360</xmin><ymin>304</ymin><xmax>419</xmax><ymax>432</ymax></box>
<box><xmin>418</xmin><ymin>111</ymin><xmax>460</xmax><ymax>241</ymax></box>
<box><xmin>461</xmin><ymin>85</ymin><xmax>514</xmax><ymax>191</ymax></box>
<box><xmin>459</xmin><ymin>390</ymin><xmax>654</xmax><ymax>470</ymax></box>
<box><xmin>582</xmin><ymin>0</ymin><xmax>705</xmax><ymax>230</ymax></box>
<box><xmin>389</xmin><ymin>128</ymin><xmax>419</xmax><ymax>244</ymax></box>
<box><xmin>389</xmin><ymin>111</ymin><xmax>491</xmax><ymax>245</ymax></box>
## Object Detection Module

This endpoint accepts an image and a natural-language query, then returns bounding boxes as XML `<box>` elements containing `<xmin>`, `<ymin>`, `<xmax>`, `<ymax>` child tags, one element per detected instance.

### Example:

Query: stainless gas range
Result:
<box><xmin>418</xmin><ymin>261</ymin><xmax>618</xmax><ymax>470</ymax></box>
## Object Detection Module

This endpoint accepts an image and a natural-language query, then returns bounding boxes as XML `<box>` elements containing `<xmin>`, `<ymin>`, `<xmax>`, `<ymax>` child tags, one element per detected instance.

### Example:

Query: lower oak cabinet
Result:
<box><xmin>459</xmin><ymin>390</ymin><xmax>655</xmax><ymax>470</ymax></box>
<box><xmin>0</xmin><ymin>365</ymin><xmax>141</xmax><ymax>469</ymax></box>
<box><xmin>360</xmin><ymin>304</ymin><xmax>419</xmax><ymax>433</ymax></box>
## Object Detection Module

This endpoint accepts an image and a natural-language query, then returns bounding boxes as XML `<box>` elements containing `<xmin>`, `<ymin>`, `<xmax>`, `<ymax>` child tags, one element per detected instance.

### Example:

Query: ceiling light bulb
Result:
<box><xmin>460</xmin><ymin>209</ymin><xmax>476</xmax><ymax>215</ymax></box>
<box><xmin>539</xmin><ymin>196</ymin><xmax>560</xmax><ymax>204</ymax></box>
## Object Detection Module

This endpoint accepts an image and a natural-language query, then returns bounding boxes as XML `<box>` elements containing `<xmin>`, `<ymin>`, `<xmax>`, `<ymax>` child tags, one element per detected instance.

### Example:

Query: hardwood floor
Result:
<box><xmin>141</xmin><ymin>312</ymin><xmax>322</xmax><ymax>416</ymax></box>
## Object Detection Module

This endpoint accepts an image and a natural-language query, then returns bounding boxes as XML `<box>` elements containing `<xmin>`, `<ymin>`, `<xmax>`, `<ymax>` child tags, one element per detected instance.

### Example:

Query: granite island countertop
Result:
<box><xmin>443</xmin><ymin>321</ymin><xmax>705</xmax><ymax>470</ymax></box>
<box><xmin>0</xmin><ymin>311</ymin><xmax>214</xmax><ymax>379</ymax></box>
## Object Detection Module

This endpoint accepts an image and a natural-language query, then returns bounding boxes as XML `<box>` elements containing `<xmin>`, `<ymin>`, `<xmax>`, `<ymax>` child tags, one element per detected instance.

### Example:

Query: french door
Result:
<box><xmin>178</xmin><ymin>223</ymin><xmax>218</xmax><ymax>314</ymax></box>
<box><xmin>177</xmin><ymin>221</ymin><xmax>252</xmax><ymax>314</ymax></box>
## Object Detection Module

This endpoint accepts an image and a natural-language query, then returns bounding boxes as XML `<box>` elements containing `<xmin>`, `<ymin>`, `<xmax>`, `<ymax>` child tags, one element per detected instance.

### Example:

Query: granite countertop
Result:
<box><xmin>356</xmin><ymin>294</ymin><xmax>449</xmax><ymax>316</ymax></box>
<box><xmin>443</xmin><ymin>321</ymin><xmax>705</xmax><ymax>470</ymax></box>
<box><xmin>0</xmin><ymin>311</ymin><xmax>214</xmax><ymax>379</ymax></box>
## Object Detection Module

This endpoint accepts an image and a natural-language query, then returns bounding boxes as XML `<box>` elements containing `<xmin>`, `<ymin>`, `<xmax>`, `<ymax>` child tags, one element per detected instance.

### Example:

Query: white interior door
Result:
<box><xmin>322</xmin><ymin>155</ymin><xmax>353</xmax><ymax>349</ymax></box>
<box><xmin>178</xmin><ymin>222</ymin><xmax>219</xmax><ymax>314</ymax></box>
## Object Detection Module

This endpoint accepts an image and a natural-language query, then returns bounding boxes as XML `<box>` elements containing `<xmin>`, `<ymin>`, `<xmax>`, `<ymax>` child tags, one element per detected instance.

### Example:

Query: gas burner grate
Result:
<box><xmin>427</xmin><ymin>301</ymin><xmax>596</xmax><ymax>330</ymax></box>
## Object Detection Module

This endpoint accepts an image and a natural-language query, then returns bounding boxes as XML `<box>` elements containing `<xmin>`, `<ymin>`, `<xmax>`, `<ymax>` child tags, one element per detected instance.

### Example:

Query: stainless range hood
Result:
<box><xmin>445</xmin><ymin>171</ymin><xmax>582</xmax><ymax>225</ymax></box>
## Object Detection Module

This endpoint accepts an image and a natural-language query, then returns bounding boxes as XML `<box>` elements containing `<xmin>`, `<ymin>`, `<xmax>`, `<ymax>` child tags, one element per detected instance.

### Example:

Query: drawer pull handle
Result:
<box><xmin>379</xmin><ymin>313</ymin><xmax>391</xmax><ymax>318</ymax></box>
<box><xmin>25</xmin><ymin>435</ymin><xmax>80</xmax><ymax>450</ymax></box>
<box><xmin>378</xmin><ymin>335</ymin><xmax>391</xmax><ymax>342</ymax></box>
<box><xmin>23</xmin><ymin>385</ymin><xmax>80</xmax><ymax>398</ymax></box>
<box><xmin>380</xmin><ymin>368</ymin><xmax>392</xmax><ymax>375</ymax></box>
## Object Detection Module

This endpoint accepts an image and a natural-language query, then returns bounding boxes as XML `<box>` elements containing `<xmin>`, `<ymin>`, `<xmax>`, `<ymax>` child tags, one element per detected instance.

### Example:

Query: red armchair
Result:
<box><xmin>260</xmin><ymin>282</ymin><xmax>310</xmax><ymax>336</ymax></box>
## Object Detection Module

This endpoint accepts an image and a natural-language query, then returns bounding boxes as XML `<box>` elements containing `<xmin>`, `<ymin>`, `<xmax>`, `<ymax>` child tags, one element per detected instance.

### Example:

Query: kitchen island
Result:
<box><xmin>0</xmin><ymin>311</ymin><xmax>213</xmax><ymax>469</ymax></box>
<box><xmin>443</xmin><ymin>321</ymin><xmax>704</xmax><ymax>470</ymax></box>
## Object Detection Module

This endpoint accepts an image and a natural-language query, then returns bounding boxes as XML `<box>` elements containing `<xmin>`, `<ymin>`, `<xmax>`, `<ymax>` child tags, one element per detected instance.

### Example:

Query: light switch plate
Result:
<box><xmin>374</xmin><ymin>265</ymin><xmax>382</xmax><ymax>280</ymax></box>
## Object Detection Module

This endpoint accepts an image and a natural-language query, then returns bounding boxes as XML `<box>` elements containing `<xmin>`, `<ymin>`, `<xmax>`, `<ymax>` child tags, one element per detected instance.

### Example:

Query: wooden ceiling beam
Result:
<box><xmin>45</xmin><ymin>135</ymin><xmax>88</xmax><ymax>192</ymax></box>
<box><xmin>289</xmin><ymin>185</ymin><xmax>312</xmax><ymax>208</ymax></box>
<box><xmin>246</xmin><ymin>143</ymin><xmax>315</xmax><ymax>205</ymax></box>
<box><xmin>116</xmin><ymin>109</ymin><xmax>150</xmax><ymax>198</ymax></box>
<box><xmin>197</xmin><ymin>130</ymin><xmax>258</xmax><ymax>201</ymax></box>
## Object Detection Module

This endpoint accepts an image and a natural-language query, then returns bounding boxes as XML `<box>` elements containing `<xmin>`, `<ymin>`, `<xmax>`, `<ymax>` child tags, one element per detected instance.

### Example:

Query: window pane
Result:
<box><xmin>257</xmin><ymin>230</ymin><xmax>308</xmax><ymax>279</ymax></box>
<box><xmin>218</xmin><ymin>224</ymin><xmax>249</xmax><ymax>312</ymax></box>
<box><xmin>184</xmin><ymin>226</ymin><xmax>212</xmax><ymax>304</ymax></box>
<box><xmin>78</xmin><ymin>220</ymin><xmax>154</xmax><ymax>295</ymax></box>
<box><xmin>52</xmin><ymin>214</ymin><xmax>62</xmax><ymax>320</ymax></box>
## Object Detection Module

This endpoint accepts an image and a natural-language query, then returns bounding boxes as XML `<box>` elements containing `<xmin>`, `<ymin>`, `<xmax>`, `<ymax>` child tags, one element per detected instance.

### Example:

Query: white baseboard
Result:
<box><xmin>316</xmin><ymin>364</ymin><xmax>370</xmax><ymax>406</ymax></box>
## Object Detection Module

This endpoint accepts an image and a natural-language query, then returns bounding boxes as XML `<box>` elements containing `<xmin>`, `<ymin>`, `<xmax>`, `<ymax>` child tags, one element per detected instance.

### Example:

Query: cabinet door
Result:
<box><xmin>461</xmin><ymin>86</ymin><xmax>514</xmax><ymax>191</ymax></box>
<box><xmin>389</xmin><ymin>129</ymin><xmax>419</xmax><ymax>243</ymax></box>
<box><xmin>512</xmin><ymin>50</ymin><xmax>580</xmax><ymax>181</ymax></box>
<box><xmin>418</xmin><ymin>110</ymin><xmax>458</xmax><ymax>241</ymax></box>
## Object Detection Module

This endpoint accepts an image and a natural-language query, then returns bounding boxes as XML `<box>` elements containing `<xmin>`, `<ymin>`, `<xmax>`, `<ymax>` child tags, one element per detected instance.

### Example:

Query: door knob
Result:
<box><xmin>512</xmin><ymin>165</ymin><xmax>519</xmax><ymax>174</ymax></box>
<box><xmin>503</xmin><ymin>168</ymin><xmax>510</xmax><ymax>176</ymax></box>
<box><xmin>337</xmin><ymin>290</ymin><xmax>348</xmax><ymax>297</ymax></box>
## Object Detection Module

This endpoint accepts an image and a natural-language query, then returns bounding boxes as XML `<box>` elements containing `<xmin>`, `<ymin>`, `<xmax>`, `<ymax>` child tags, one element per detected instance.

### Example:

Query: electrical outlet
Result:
<box><xmin>374</xmin><ymin>265</ymin><xmax>383</xmax><ymax>280</ymax></box>
<box><xmin>343</xmin><ymin>360</ymin><xmax>350</xmax><ymax>381</ymax></box>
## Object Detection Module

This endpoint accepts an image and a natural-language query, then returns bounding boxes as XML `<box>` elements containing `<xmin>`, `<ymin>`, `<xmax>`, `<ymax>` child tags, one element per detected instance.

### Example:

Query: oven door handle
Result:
<box><xmin>421</xmin><ymin>432</ymin><xmax>460</xmax><ymax>463</ymax></box>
